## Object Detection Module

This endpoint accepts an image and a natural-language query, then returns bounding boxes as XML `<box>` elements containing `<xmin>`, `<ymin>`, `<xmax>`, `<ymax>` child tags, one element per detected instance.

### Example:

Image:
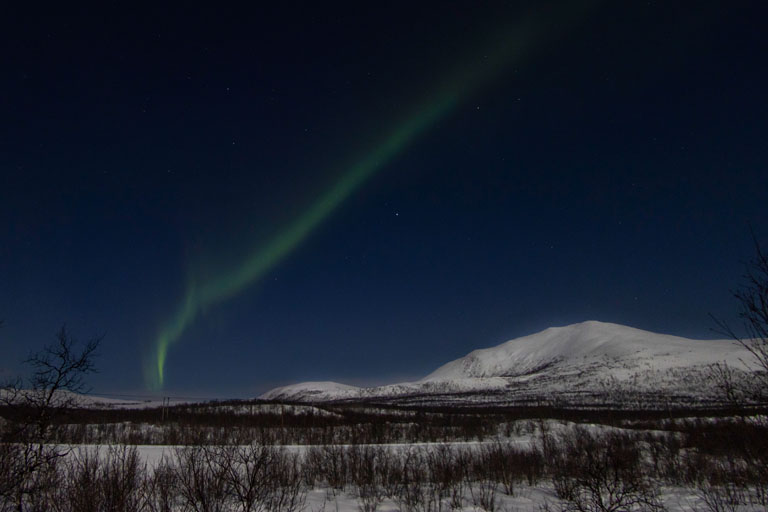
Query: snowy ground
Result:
<box><xmin>56</xmin><ymin>429</ymin><xmax>760</xmax><ymax>512</ymax></box>
<box><xmin>301</xmin><ymin>485</ymin><xmax>714</xmax><ymax>512</ymax></box>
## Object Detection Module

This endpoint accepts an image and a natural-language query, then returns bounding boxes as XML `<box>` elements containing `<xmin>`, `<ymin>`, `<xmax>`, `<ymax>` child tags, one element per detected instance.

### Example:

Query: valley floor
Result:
<box><xmin>120</xmin><ymin>444</ymin><xmax>761</xmax><ymax>511</ymax></box>
<box><xmin>43</xmin><ymin>418</ymin><xmax>767</xmax><ymax>512</ymax></box>
<box><xmin>4</xmin><ymin>402</ymin><xmax>768</xmax><ymax>512</ymax></box>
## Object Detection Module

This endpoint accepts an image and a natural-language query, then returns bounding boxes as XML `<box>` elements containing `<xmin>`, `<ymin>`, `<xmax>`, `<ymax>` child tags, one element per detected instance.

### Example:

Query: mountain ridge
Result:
<box><xmin>261</xmin><ymin>321</ymin><xmax>756</xmax><ymax>408</ymax></box>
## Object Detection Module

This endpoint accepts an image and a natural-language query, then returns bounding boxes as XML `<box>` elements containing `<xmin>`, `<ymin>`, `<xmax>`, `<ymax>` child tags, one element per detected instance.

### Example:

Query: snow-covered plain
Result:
<box><xmin>295</xmin><ymin>485</ymin><xmax>726</xmax><ymax>512</ymax></box>
<box><xmin>59</xmin><ymin>420</ymin><xmax>761</xmax><ymax>512</ymax></box>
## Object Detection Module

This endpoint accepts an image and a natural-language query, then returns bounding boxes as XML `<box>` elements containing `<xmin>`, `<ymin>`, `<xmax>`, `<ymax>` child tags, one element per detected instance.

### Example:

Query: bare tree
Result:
<box><xmin>713</xmin><ymin>235</ymin><xmax>768</xmax><ymax>404</ymax></box>
<box><xmin>708</xmin><ymin>239</ymin><xmax>768</xmax><ymax>510</ymax></box>
<box><xmin>0</xmin><ymin>325</ymin><xmax>101</xmax><ymax>511</ymax></box>
<box><xmin>23</xmin><ymin>326</ymin><xmax>100</xmax><ymax>437</ymax></box>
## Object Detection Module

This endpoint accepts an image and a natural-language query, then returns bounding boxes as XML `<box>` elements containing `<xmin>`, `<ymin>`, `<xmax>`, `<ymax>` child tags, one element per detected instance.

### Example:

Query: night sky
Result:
<box><xmin>1</xmin><ymin>2</ymin><xmax>766</xmax><ymax>397</ymax></box>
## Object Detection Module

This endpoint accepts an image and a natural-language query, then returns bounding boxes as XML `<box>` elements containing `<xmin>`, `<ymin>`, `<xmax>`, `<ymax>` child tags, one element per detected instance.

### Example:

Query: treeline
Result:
<box><xmin>2</xmin><ymin>422</ymin><xmax>767</xmax><ymax>511</ymax></box>
<box><xmin>3</xmin><ymin>399</ymin><xmax>765</xmax><ymax>446</ymax></box>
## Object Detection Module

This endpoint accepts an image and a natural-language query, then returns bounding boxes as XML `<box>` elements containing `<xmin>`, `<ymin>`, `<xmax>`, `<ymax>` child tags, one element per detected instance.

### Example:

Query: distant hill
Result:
<box><xmin>261</xmin><ymin>321</ymin><xmax>756</xmax><ymax>408</ymax></box>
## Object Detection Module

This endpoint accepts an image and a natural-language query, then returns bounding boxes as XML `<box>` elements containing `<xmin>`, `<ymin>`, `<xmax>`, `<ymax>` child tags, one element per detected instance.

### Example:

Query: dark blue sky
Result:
<box><xmin>1</xmin><ymin>2</ymin><xmax>766</xmax><ymax>397</ymax></box>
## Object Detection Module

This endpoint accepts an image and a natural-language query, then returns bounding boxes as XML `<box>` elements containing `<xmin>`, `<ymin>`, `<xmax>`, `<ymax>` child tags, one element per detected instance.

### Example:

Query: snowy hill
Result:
<box><xmin>261</xmin><ymin>321</ymin><xmax>757</xmax><ymax>408</ymax></box>
<box><xmin>422</xmin><ymin>321</ymin><xmax>747</xmax><ymax>381</ymax></box>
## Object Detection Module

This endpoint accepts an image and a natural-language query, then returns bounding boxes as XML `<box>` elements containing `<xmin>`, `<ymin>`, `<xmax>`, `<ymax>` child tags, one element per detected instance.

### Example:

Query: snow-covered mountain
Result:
<box><xmin>261</xmin><ymin>321</ymin><xmax>757</xmax><ymax>408</ymax></box>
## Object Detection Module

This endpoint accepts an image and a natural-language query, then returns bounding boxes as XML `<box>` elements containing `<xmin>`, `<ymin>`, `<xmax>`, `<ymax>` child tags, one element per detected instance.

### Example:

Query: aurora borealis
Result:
<box><xmin>148</xmin><ymin>96</ymin><xmax>455</xmax><ymax>388</ymax></box>
<box><xmin>146</xmin><ymin>8</ymin><xmax>558</xmax><ymax>389</ymax></box>
<box><xmin>2</xmin><ymin>2</ymin><xmax>767</xmax><ymax>396</ymax></box>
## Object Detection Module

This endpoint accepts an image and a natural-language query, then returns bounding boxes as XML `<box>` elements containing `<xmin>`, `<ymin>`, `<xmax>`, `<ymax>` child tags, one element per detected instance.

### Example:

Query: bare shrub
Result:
<box><xmin>100</xmin><ymin>445</ymin><xmax>145</xmax><ymax>511</ymax></box>
<box><xmin>44</xmin><ymin>445</ymin><xmax>145</xmax><ymax>512</ymax></box>
<box><xmin>482</xmin><ymin>441</ymin><xmax>542</xmax><ymax>496</ymax></box>
<box><xmin>301</xmin><ymin>445</ymin><xmax>323</xmax><ymax>488</ymax></box>
<box><xmin>691</xmin><ymin>447</ymin><xmax>768</xmax><ymax>511</ymax></box>
<box><xmin>0</xmin><ymin>443</ymin><xmax>60</xmax><ymax>510</ymax></box>
<box><xmin>348</xmin><ymin>446</ymin><xmax>385</xmax><ymax>512</ymax></box>
<box><xmin>0</xmin><ymin>443</ymin><xmax>23</xmax><ymax>506</ymax></box>
<box><xmin>677</xmin><ymin>418</ymin><xmax>768</xmax><ymax>507</ymax></box>
<box><xmin>542</xmin><ymin>426</ymin><xmax>665</xmax><ymax>512</ymax></box>
<box><xmin>309</xmin><ymin>445</ymin><xmax>349</xmax><ymax>491</ymax></box>
<box><xmin>221</xmin><ymin>443</ymin><xmax>274</xmax><ymax>512</ymax></box>
<box><xmin>393</xmin><ymin>450</ymin><xmax>442</xmax><ymax>512</ymax></box>
<box><xmin>141</xmin><ymin>457</ymin><xmax>179</xmax><ymax>512</ymax></box>
<box><xmin>266</xmin><ymin>449</ymin><xmax>305</xmax><ymax>512</ymax></box>
<box><xmin>643</xmin><ymin>431</ymin><xmax>685</xmax><ymax>485</ymax></box>
<box><xmin>144</xmin><ymin>445</ymin><xmax>304</xmax><ymax>512</ymax></box>
<box><xmin>378</xmin><ymin>448</ymin><xmax>404</xmax><ymax>500</ymax></box>
<box><xmin>481</xmin><ymin>442</ymin><xmax>514</xmax><ymax>496</ymax></box>
<box><xmin>696</xmin><ymin>481</ymin><xmax>748</xmax><ymax>512</ymax></box>
<box><xmin>467</xmin><ymin>478</ymin><xmax>498</xmax><ymax>512</ymax></box>
<box><xmin>424</xmin><ymin>444</ymin><xmax>469</xmax><ymax>510</ymax></box>
<box><xmin>174</xmin><ymin>445</ymin><xmax>230</xmax><ymax>512</ymax></box>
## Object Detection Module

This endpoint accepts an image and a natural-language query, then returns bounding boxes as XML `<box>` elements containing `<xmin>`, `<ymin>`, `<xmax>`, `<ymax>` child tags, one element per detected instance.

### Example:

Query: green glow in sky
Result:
<box><xmin>145</xmin><ymin>8</ymin><xmax>584</xmax><ymax>390</ymax></box>
<box><xmin>147</xmin><ymin>94</ymin><xmax>455</xmax><ymax>389</ymax></box>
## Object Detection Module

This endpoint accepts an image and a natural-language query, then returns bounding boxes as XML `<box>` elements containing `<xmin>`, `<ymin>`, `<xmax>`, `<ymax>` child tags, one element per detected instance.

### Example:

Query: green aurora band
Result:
<box><xmin>146</xmin><ymin>7</ymin><xmax>589</xmax><ymax>390</ymax></box>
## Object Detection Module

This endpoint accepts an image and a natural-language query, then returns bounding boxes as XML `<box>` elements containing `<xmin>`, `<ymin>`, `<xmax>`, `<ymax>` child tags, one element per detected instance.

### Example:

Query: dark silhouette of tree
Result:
<box><xmin>709</xmin><ymin>235</ymin><xmax>768</xmax><ymax>508</ymax></box>
<box><xmin>713</xmin><ymin>235</ymin><xmax>768</xmax><ymax>404</ymax></box>
<box><xmin>0</xmin><ymin>325</ymin><xmax>101</xmax><ymax>511</ymax></box>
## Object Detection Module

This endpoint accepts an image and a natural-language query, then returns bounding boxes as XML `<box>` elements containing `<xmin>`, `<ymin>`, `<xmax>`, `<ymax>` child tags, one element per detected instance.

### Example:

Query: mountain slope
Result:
<box><xmin>422</xmin><ymin>321</ymin><xmax>746</xmax><ymax>381</ymax></box>
<box><xmin>261</xmin><ymin>321</ymin><xmax>756</xmax><ymax>408</ymax></box>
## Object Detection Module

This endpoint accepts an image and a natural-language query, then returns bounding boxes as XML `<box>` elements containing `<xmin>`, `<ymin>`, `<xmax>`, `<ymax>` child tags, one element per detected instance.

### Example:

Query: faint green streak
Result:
<box><xmin>146</xmin><ymin>6</ymin><xmax>588</xmax><ymax>389</ymax></box>
<box><xmin>148</xmin><ymin>96</ymin><xmax>454</xmax><ymax>389</ymax></box>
